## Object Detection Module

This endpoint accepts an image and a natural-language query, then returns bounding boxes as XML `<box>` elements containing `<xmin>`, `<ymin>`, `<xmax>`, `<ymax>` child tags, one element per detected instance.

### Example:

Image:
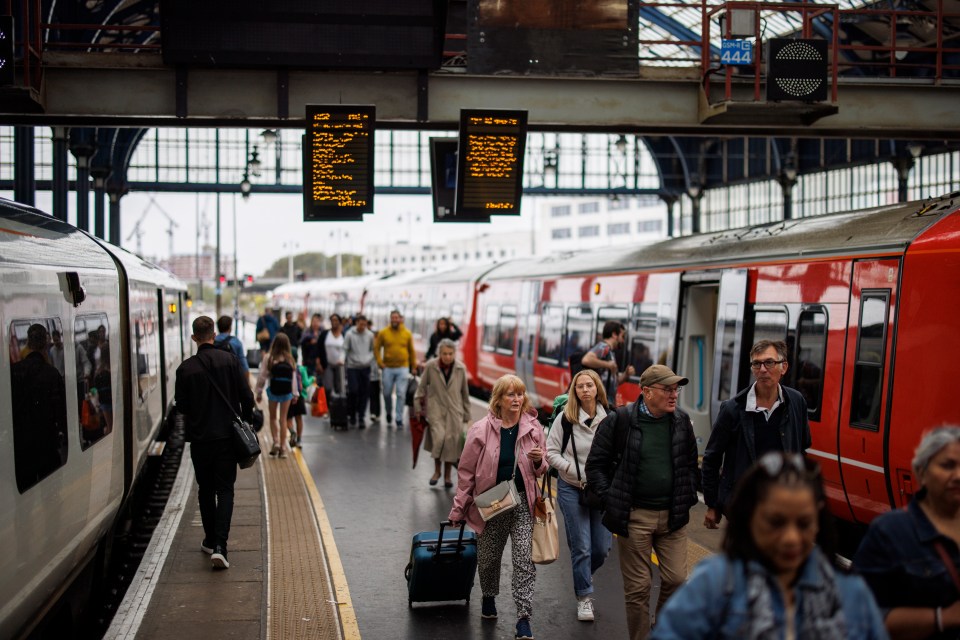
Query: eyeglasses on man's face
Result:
<box><xmin>750</xmin><ymin>359</ymin><xmax>785</xmax><ymax>370</ymax></box>
<box><xmin>648</xmin><ymin>385</ymin><xmax>681</xmax><ymax>396</ymax></box>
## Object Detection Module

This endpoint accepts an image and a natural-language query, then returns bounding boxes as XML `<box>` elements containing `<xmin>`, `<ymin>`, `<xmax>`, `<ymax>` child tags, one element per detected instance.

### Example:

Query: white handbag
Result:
<box><xmin>474</xmin><ymin>443</ymin><xmax>521</xmax><ymax>522</ymax></box>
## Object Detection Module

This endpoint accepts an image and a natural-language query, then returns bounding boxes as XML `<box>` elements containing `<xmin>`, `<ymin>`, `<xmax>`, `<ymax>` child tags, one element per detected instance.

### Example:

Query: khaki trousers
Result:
<box><xmin>617</xmin><ymin>508</ymin><xmax>688</xmax><ymax>640</ymax></box>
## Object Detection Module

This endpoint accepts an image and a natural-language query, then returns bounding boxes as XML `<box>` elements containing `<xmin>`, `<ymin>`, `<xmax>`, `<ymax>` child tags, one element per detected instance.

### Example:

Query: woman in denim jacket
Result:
<box><xmin>449</xmin><ymin>374</ymin><xmax>546</xmax><ymax>640</ymax></box>
<box><xmin>854</xmin><ymin>427</ymin><xmax>960</xmax><ymax>639</ymax></box>
<box><xmin>653</xmin><ymin>452</ymin><xmax>887</xmax><ymax>640</ymax></box>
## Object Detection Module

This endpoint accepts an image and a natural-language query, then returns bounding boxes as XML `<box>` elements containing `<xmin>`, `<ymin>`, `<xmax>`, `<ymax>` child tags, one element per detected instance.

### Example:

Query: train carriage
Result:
<box><xmin>466</xmin><ymin>193</ymin><xmax>960</xmax><ymax>526</ymax></box>
<box><xmin>0</xmin><ymin>199</ymin><xmax>189</xmax><ymax>639</ymax></box>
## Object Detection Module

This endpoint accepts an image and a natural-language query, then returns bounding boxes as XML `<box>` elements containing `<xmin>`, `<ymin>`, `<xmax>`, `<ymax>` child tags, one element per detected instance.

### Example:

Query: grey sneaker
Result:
<box><xmin>577</xmin><ymin>598</ymin><xmax>595</xmax><ymax>622</ymax></box>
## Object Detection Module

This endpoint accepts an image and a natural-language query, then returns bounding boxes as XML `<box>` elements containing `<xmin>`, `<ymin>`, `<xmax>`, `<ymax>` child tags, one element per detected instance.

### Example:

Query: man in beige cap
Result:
<box><xmin>585</xmin><ymin>364</ymin><xmax>699</xmax><ymax>640</ymax></box>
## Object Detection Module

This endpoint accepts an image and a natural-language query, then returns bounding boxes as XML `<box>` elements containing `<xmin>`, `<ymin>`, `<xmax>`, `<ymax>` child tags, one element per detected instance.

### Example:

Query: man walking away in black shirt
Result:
<box><xmin>175</xmin><ymin>316</ymin><xmax>256</xmax><ymax>569</ymax></box>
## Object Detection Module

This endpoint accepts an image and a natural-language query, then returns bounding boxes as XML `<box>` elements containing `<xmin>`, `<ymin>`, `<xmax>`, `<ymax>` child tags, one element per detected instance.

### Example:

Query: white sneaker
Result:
<box><xmin>577</xmin><ymin>598</ymin><xmax>595</xmax><ymax>622</ymax></box>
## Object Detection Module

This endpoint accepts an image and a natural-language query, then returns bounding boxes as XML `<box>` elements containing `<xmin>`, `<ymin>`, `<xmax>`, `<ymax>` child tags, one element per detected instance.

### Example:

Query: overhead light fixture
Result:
<box><xmin>615</xmin><ymin>135</ymin><xmax>628</xmax><ymax>154</ymax></box>
<box><xmin>543</xmin><ymin>150</ymin><xmax>558</xmax><ymax>179</ymax></box>
<box><xmin>247</xmin><ymin>146</ymin><xmax>261</xmax><ymax>176</ymax></box>
<box><xmin>907</xmin><ymin>142</ymin><xmax>923</xmax><ymax>159</ymax></box>
<box><xmin>240</xmin><ymin>172</ymin><xmax>252</xmax><ymax>199</ymax></box>
<box><xmin>261</xmin><ymin>129</ymin><xmax>278</xmax><ymax>144</ymax></box>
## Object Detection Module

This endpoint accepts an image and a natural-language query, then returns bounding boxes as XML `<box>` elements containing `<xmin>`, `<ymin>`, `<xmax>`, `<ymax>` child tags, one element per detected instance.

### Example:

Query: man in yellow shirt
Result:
<box><xmin>373</xmin><ymin>310</ymin><xmax>416</xmax><ymax>429</ymax></box>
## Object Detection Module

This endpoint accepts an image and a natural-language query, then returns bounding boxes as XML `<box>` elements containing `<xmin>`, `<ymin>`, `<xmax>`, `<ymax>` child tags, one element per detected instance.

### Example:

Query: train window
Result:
<box><xmin>565</xmin><ymin>305</ymin><xmax>593</xmax><ymax>362</ymax></box>
<box><xmin>497</xmin><ymin>306</ymin><xmax>518</xmax><ymax>354</ymax></box>
<box><xmin>795</xmin><ymin>308</ymin><xmax>827</xmax><ymax>420</ymax></box>
<box><xmin>717</xmin><ymin>304</ymin><xmax>738</xmax><ymax>402</ymax></box>
<box><xmin>656</xmin><ymin>303</ymin><xmax>675</xmax><ymax>368</ymax></box>
<box><xmin>537</xmin><ymin>304</ymin><xmax>564</xmax><ymax>364</ymax></box>
<box><xmin>630</xmin><ymin>303</ymin><xmax>658</xmax><ymax>380</ymax></box>
<box><xmin>597</xmin><ymin>306</ymin><xmax>629</xmax><ymax>369</ymax></box>
<box><xmin>850</xmin><ymin>293</ymin><xmax>889</xmax><ymax>430</ymax></box>
<box><xmin>134</xmin><ymin>304</ymin><xmax>159</xmax><ymax>401</ymax></box>
<box><xmin>8</xmin><ymin>318</ymin><xmax>69</xmax><ymax>493</ymax></box>
<box><xmin>753</xmin><ymin>309</ymin><xmax>788</xmax><ymax>343</ymax></box>
<box><xmin>482</xmin><ymin>305</ymin><xmax>499</xmax><ymax>351</ymax></box>
<box><xmin>76</xmin><ymin>314</ymin><xmax>113</xmax><ymax>449</ymax></box>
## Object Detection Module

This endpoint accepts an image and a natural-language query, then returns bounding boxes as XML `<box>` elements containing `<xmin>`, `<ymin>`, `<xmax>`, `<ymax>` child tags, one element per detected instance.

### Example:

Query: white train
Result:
<box><xmin>0</xmin><ymin>198</ymin><xmax>191</xmax><ymax>639</ymax></box>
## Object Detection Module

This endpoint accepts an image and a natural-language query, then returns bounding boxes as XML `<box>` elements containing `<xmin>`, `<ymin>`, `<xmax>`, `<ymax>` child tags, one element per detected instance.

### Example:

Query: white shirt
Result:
<box><xmin>746</xmin><ymin>383</ymin><xmax>784</xmax><ymax>422</ymax></box>
<box><xmin>324</xmin><ymin>331</ymin><xmax>345</xmax><ymax>366</ymax></box>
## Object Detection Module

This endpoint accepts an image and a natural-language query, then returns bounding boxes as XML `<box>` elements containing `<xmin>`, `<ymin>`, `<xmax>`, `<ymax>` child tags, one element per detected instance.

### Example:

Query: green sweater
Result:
<box><xmin>632</xmin><ymin>412</ymin><xmax>673</xmax><ymax>509</ymax></box>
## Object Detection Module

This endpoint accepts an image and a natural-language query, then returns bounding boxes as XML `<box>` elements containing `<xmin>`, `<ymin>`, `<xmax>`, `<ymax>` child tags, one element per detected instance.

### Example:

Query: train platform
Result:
<box><xmin>102</xmin><ymin>398</ymin><xmax>723</xmax><ymax>640</ymax></box>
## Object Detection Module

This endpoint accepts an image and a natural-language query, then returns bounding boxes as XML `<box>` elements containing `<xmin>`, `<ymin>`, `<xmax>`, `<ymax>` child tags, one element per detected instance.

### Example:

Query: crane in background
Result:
<box><xmin>125</xmin><ymin>196</ymin><xmax>180</xmax><ymax>258</ymax></box>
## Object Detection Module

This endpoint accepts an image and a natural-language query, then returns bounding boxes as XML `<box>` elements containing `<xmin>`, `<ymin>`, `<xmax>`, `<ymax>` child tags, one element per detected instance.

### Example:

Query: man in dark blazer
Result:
<box><xmin>701</xmin><ymin>339</ymin><xmax>812</xmax><ymax>529</ymax></box>
<box><xmin>175</xmin><ymin>316</ymin><xmax>255</xmax><ymax>569</ymax></box>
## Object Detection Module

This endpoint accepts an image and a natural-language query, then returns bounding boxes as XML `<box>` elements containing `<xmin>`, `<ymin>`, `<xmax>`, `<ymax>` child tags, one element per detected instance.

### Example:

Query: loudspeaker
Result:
<box><xmin>766</xmin><ymin>38</ymin><xmax>828</xmax><ymax>102</ymax></box>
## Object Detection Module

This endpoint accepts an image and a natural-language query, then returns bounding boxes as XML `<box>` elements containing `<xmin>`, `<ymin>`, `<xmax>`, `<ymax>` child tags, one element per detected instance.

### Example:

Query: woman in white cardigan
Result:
<box><xmin>545</xmin><ymin>369</ymin><xmax>612</xmax><ymax>623</ymax></box>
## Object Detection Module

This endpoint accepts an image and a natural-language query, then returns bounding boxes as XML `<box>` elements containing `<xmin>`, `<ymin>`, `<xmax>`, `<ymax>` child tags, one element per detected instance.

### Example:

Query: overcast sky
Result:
<box><xmin>17</xmin><ymin>190</ymin><xmax>541</xmax><ymax>277</ymax></box>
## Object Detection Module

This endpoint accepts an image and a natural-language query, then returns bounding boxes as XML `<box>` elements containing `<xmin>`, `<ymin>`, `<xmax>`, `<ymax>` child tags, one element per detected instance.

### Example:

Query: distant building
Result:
<box><xmin>158</xmin><ymin>247</ymin><xmax>236</xmax><ymax>282</ymax></box>
<box><xmin>363</xmin><ymin>195</ymin><xmax>668</xmax><ymax>275</ymax></box>
<box><xmin>364</xmin><ymin>230</ymin><xmax>534</xmax><ymax>276</ymax></box>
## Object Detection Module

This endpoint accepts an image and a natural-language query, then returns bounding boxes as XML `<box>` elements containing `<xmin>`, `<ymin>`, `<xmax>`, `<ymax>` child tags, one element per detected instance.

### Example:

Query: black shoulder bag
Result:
<box><xmin>197</xmin><ymin>355</ymin><xmax>261</xmax><ymax>469</ymax></box>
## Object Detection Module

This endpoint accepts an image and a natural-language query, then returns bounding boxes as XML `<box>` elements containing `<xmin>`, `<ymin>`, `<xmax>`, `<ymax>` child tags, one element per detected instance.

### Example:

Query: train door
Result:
<box><xmin>515</xmin><ymin>280</ymin><xmax>541</xmax><ymax>405</ymax></box>
<box><xmin>838</xmin><ymin>259</ymin><xmax>900</xmax><ymax>523</ymax></box>
<box><xmin>675</xmin><ymin>269</ymin><xmax>747</xmax><ymax>453</ymax></box>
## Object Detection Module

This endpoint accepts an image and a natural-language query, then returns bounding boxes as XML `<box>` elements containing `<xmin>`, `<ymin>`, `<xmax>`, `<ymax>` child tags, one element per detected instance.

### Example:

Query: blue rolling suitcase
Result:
<box><xmin>404</xmin><ymin>520</ymin><xmax>477</xmax><ymax>607</ymax></box>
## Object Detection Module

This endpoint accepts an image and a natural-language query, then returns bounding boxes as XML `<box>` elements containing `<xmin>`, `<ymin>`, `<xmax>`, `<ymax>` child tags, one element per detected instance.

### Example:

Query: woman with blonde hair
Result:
<box><xmin>255</xmin><ymin>333</ymin><xmax>300</xmax><ymax>458</ymax></box>
<box><xmin>545</xmin><ymin>369</ymin><xmax>612</xmax><ymax>622</ymax></box>
<box><xmin>449</xmin><ymin>374</ymin><xmax>547</xmax><ymax>640</ymax></box>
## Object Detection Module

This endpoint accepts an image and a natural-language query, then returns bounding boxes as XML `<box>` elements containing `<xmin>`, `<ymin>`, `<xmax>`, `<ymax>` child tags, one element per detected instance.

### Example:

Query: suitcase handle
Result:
<box><xmin>435</xmin><ymin>520</ymin><xmax>467</xmax><ymax>558</ymax></box>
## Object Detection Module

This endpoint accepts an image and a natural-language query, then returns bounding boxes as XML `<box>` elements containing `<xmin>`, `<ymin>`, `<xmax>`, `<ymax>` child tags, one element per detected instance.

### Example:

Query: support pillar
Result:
<box><xmin>108</xmin><ymin>191</ymin><xmax>122</xmax><ymax>245</ymax></box>
<box><xmin>777</xmin><ymin>171</ymin><xmax>798</xmax><ymax>220</ymax></box>
<box><xmin>14</xmin><ymin>127</ymin><xmax>36</xmax><ymax>206</ymax></box>
<box><xmin>894</xmin><ymin>156</ymin><xmax>914</xmax><ymax>203</ymax></box>
<box><xmin>91</xmin><ymin>168</ymin><xmax>110</xmax><ymax>239</ymax></box>
<box><xmin>70</xmin><ymin>133</ymin><xmax>96</xmax><ymax>232</ymax></box>
<box><xmin>688</xmin><ymin>187</ymin><xmax>703</xmax><ymax>234</ymax></box>
<box><xmin>52</xmin><ymin>127</ymin><xmax>70</xmax><ymax>222</ymax></box>
<box><xmin>661</xmin><ymin>193</ymin><xmax>678</xmax><ymax>238</ymax></box>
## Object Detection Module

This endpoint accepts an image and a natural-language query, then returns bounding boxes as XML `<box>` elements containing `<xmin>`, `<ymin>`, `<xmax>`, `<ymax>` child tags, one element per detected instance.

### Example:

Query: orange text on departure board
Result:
<box><xmin>310</xmin><ymin>111</ymin><xmax>370</xmax><ymax>208</ymax></box>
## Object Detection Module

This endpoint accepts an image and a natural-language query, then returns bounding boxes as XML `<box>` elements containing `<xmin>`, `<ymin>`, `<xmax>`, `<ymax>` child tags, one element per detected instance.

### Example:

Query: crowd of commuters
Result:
<box><xmin>182</xmin><ymin>307</ymin><xmax>953</xmax><ymax>640</ymax></box>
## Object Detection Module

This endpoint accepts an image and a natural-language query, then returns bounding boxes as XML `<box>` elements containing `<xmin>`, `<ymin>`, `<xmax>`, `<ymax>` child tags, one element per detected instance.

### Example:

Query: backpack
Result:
<box><xmin>214</xmin><ymin>335</ymin><xmax>236</xmax><ymax>356</ymax></box>
<box><xmin>268</xmin><ymin>359</ymin><xmax>294</xmax><ymax>396</ymax></box>
<box><xmin>568</xmin><ymin>350</ymin><xmax>588</xmax><ymax>377</ymax></box>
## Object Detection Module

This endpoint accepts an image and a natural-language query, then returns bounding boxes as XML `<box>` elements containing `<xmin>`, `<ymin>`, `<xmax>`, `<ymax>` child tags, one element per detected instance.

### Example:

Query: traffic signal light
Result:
<box><xmin>219</xmin><ymin>274</ymin><xmax>226</xmax><ymax>286</ymax></box>
<box><xmin>245</xmin><ymin>274</ymin><xmax>254</xmax><ymax>287</ymax></box>
<box><xmin>0</xmin><ymin>16</ymin><xmax>15</xmax><ymax>86</ymax></box>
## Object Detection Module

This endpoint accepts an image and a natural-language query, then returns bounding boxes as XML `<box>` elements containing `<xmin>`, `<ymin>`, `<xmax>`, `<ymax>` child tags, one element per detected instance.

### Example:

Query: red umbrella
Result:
<box><xmin>410</xmin><ymin>411</ymin><xmax>427</xmax><ymax>468</ymax></box>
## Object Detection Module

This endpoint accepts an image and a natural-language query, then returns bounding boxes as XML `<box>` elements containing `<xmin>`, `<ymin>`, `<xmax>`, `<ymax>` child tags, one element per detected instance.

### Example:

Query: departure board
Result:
<box><xmin>455</xmin><ymin>109</ymin><xmax>528</xmax><ymax>216</ymax></box>
<box><xmin>303</xmin><ymin>105</ymin><xmax>374</xmax><ymax>221</ymax></box>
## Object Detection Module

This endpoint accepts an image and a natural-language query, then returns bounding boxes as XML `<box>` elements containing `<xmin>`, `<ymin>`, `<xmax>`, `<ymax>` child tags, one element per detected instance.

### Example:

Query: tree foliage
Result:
<box><xmin>261</xmin><ymin>252</ymin><xmax>363</xmax><ymax>279</ymax></box>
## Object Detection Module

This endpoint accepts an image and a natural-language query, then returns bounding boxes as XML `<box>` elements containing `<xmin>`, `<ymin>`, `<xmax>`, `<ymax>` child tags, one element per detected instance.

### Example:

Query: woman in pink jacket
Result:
<box><xmin>448</xmin><ymin>374</ymin><xmax>547</xmax><ymax>640</ymax></box>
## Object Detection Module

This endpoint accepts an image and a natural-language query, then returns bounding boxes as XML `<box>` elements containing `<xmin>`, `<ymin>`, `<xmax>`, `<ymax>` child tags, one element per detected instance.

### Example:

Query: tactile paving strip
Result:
<box><xmin>261</xmin><ymin>434</ymin><xmax>342</xmax><ymax>640</ymax></box>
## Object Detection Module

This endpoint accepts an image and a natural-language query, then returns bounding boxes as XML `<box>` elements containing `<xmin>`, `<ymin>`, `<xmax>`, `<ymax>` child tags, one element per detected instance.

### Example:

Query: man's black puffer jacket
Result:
<box><xmin>585</xmin><ymin>401</ymin><xmax>699</xmax><ymax>537</ymax></box>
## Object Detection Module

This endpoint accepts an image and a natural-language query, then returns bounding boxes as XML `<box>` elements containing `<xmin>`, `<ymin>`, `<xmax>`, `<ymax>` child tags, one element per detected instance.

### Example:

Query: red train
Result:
<box><xmin>275</xmin><ymin>192</ymin><xmax>960</xmax><ymax>526</ymax></box>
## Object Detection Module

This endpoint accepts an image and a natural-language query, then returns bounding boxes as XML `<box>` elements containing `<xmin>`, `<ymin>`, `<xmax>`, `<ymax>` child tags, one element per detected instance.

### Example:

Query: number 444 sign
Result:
<box><xmin>721</xmin><ymin>39</ymin><xmax>753</xmax><ymax>65</ymax></box>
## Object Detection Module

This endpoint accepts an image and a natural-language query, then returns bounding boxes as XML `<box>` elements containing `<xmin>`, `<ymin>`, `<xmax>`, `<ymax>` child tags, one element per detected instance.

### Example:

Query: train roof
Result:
<box><xmin>0</xmin><ymin>198</ymin><xmax>117</xmax><ymax>271</ymax></box>
<box><xmin>483</xmin><ymin>193</ymin><xmax>960</xmax><ymax>281</ymax></box>
<box><xmin>0</xmin><ymin>198</ymin><xmax>187</xmax><ymax>290</ymax></box>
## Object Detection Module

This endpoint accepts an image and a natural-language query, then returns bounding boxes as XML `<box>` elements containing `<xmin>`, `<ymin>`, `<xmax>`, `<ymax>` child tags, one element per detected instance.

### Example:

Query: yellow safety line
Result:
<box><xmin>295</xmin><ymin>450</ymin><xmax>361</xmax><ymax>640</ymax></box>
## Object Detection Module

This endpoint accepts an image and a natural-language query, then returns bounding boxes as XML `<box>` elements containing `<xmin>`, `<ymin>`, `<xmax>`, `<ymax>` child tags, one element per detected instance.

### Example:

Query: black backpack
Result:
<box><xmin>268</xmin><ymin>360</ymin><xmax>294</xmax><ymax>396</ymax></box>
<box><xmin>568</xmin><ymin>350</ymin><xmax>588</xmax><ymax>377</ymax></box>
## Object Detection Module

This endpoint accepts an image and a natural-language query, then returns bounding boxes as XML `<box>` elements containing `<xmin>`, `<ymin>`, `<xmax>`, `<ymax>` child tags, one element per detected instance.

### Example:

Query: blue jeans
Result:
<box><xmin>556</xmin><ymin>476</ymin><xmax>612</xmax><ymax>597</ymax></box>
<box><xmin>381</xmin><ymin>367</ymin><xmax>409</xmax><ymax>426</ymax></box>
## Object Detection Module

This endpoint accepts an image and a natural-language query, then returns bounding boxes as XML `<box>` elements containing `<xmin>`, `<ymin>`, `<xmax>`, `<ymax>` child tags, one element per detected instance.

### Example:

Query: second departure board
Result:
<box><xmin>303</xmin><ymin>104</ymin><xmax>375</xmax><ymax>221</ymax></box>
<box><xmin>455</xmin><ymin>109</ymin><xmax>528</xmax><ymax>216</ymax></box>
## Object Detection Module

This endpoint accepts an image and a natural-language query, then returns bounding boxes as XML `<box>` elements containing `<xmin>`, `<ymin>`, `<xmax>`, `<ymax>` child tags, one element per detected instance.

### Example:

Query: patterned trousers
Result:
<box><xmin>477</xmin><ymin>494</ymin><xmax>536</xmax><ymax>620</ymax></box>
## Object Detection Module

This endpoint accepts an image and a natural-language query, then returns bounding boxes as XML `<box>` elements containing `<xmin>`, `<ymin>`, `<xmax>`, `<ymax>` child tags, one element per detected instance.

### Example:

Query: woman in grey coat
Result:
<box><xmin>414</xmin><ymin>338</ymin><xmax>471</xmax><ymax>488</ymax></box>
